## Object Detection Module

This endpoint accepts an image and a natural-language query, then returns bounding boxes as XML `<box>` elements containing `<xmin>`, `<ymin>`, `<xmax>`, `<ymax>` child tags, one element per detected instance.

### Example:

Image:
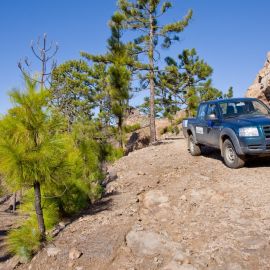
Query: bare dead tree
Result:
<box><xmin>15</xmin><ymin>34</ymin><xmax>58</xmax><ymax>220</ymax></box>
<box><xmin>18</xmin><ymin>33</ymin><xmax>59</xmax><ymax>89</ymax></box>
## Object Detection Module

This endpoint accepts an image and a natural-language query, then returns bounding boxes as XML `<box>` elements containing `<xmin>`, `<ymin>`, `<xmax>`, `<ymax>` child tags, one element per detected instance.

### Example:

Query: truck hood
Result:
<box><xmin>224</xmin><ymin>114</ymin><xmax>270</xmax><ymax>127</ymax></box>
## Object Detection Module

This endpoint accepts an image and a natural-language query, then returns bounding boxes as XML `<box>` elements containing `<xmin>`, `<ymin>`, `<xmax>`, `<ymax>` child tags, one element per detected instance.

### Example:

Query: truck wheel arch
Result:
<box><xmin>220</xmin><ymin>134</ymin><xmax>231</xmax><ymax>157</ymax></box>
<box><xmin>219</xmin><ymin>128</ymin><xmax>244</xmax><ymax>157</ymax></box>
<box><xmin>187</xmin><ymin>127</ymin><xmax>199</xmax><ymax>144</ymax></box>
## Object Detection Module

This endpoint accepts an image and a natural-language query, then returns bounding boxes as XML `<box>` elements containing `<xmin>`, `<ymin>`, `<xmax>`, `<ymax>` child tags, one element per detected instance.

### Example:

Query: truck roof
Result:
<box><xmin>200</xmin><ymin>97</ymin><xmax>258</xmax><ymax>105</ymax></box>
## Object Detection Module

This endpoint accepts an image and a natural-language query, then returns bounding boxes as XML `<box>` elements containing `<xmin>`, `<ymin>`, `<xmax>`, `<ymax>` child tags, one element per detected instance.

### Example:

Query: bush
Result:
<box><xmin>7</xmin><ymin>190</ymin><xmax>60</xmax><ymax>262</ymax></box>
<box><xmin>53</xmin><ymin>180</ymin><xmax>89</xmax><ymax>215</ymax></box>
<box><xmin>124</xmin><ymin>123</ymin><xmax>141</xmax><ymax>133</ymax></box>
<box><xmin>88</xmin><ymin>181</ymin><xmax>103</xmax><ymax>203</ymax></box>
<box><xmin>2</xmin><ymin>87</ymin><xmax>113</xmax><ymax>261</ymax></box>
<box><xmin>103</xmin><ymin>143</ymin><xmax>124</xmax><ymax>163</ymax></box>
<box><xmin>0</xmin><ymin>178</ymin><xmax>8</xmax><ymax>197</ymax></box>
<box><xmin>20</xmin><ymin>189</ymin><xmax>60</xmax><ymax>228</ymax></box>
<box><xmin>174</xmin><ymin>117</ymin><xmax>184</xmax><ymax>125</ymax></box>
<box><xmin>160</xmin><ymin>125</ymin><xmax>180</xmax><ymax>135</ymax></box>
<box><xmin>7</xmin><ymin>218</ymin><xmax>41</xmax><ymax>262</ymax></box>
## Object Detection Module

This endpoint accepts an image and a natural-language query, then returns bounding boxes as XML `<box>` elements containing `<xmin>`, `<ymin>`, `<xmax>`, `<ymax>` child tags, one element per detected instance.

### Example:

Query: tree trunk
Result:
<box><xmin>12</xmin><ymin>192</ymin><xmax>16</xmax><ymax>212</ymax></box>
<box><xmin>34</xmin><ymin>181</ymin><xmax>46</xmax><ymax>241</ymax></box>
<box><xmin>118</xmin><ymin>116</ymin><xmax>124</xmax><ymax>149</ymax></box>
<box><xmin>19</xmin><ymin>189</ymin><xmax>23</xmax><ymax>205</ymax></box>
<box><xmin>149</xmin><ymin>13</ymin><xmax>156</xmax><ymax>143</ymax></box>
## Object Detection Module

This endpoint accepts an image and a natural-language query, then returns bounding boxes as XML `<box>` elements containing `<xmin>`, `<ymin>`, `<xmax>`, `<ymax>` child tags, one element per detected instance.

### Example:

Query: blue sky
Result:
<box><xmin>0</xmin><ymin>0</ymin><xmax>269</xmax><ymax>114</ymax></box>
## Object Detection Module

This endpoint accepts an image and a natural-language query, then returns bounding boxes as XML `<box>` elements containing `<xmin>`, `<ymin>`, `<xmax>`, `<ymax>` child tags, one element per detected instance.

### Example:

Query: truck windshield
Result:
<box><xmin>220</xmin><ymin>100</ymin><xmax>270</xmax><ymax>118</ymax></box>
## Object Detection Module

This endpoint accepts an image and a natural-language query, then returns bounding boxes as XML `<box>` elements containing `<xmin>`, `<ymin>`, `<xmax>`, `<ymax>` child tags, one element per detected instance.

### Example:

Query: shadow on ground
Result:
<box><xmin>201</xmin><ymin>147</ymin><xmax>223</xmax><ymax>161</ymax></box>
<box><xmin>201</xmin><ymin>146</ymin><xmax>270</xmax><ymax>168</ymax></box>
<box><xmin>0</xmin><ymin>229</ymin><xmax>11</xmax><ymax>263</ymax></box>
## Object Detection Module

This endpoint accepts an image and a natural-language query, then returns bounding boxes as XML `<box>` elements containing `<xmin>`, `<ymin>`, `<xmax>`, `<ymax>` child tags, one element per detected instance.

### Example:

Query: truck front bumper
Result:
<box><xmin>238</xmin><ymin>137</ymin><xmax>270</xmax><ymax>156</ymax></box>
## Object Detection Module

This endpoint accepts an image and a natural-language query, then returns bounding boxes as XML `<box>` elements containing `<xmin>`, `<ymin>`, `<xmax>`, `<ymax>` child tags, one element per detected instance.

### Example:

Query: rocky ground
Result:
<box><xmin>2</xmin><ymin>137</ymin><xmax>270</xmax><ymax>270</ymax></box>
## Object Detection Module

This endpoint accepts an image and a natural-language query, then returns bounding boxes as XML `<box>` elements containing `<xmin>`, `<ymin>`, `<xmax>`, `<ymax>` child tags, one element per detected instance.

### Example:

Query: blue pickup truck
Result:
<box><xmin>182</xmin><ymin>98</ymin><xmax>270</xmax><ymax>168</ymax></box>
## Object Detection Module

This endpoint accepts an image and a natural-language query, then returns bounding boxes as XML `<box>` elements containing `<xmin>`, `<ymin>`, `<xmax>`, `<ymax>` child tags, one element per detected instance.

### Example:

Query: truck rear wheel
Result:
<box><xmin>188</xmin><ymin>134</ymin><xmax>201</xmax><ymax>156</ymax></box>
<box><xmin>223</xmin><ymin>139</ymin><xmax>245</xmax><ymax>169</ymax></box>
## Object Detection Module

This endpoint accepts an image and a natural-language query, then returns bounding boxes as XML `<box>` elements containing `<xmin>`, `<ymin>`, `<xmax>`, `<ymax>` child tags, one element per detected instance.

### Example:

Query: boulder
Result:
<box><xmin>46</xmin><ymin>247</ymin><xmax>61</xmax><ymax>257</ymax></box>
<box><xmin>69</xmin><ymin>248</ymin><xmax>82</xmax><ymax>260</ymax></box>
<box><xmin>125</xmin><ymin>129</ymin><xmax>150</xmax><ymax>154</ymax></box>
<box><xmin>143</xmin><ymin>190</ymin><xmax>170</xmax><ymax>209</ymax></box>
<box><xmin>126</xmin><ymin>229</ymin><xmax>185</xmax><ymax>259</ymax></box>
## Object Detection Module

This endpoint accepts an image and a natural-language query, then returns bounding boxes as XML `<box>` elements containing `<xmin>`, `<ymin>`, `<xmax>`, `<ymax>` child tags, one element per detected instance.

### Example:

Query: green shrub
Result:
<box><xmin>20</xmin><ymin>189</ymin><xmax>60</xmax><ymax>229</ymax></box>
<box><xmin>7</xmin><ymin>218</ymin><xmax>41</xmax><ymax>262</ymax></box>
<box><xmin>124</xmin><ymin>123</ymin><xmax>141</xmax><ymax>133</ymax></box>
<box><xmin>160</xmin><ymin>125</ymin><xmax>180</xmax><ymax>135</ymax></box>
<box><xmin>88</xmin><ymin>181</ymin><xmax>103</xmax><ymax>203</ymax></box>
<box><xmin>160</xmin><ymin>126</ymin><xmax>168</xmax><ymax>135</ymax></box>
<box><xmin>54</xmin><ymin>180</ymin><xmax>89</xmax><ymax>215</ymax></box>
<box><xmin>173</xmin><ymin>126</ymin><xmax>180</xmax><ymax>135</ymax></box>
<box><xmin>0</xmin><ymin>179</ymin><xmax>7</xmax><ymax>196</ymax></box>
<box><xmin>174</xmin><ymin>117</ymin><xmax>184</xmax><ymax>125</ymax></box>
<box><xmin>7</xmin><ymin>177</ymin><xmax>90</xmax><ymax>260</ymax></box>
<box><xmin>103</xmin><ymin>143</ymin><xmax>124</xmax><ymax>163</ymax></box>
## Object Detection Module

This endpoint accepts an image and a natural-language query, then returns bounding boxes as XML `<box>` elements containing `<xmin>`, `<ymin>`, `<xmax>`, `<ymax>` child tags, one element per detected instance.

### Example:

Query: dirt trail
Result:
<box><xmin>2</xmin><ymin>138</ymin><xmax>270</xmax><ymax>270</ymax></box>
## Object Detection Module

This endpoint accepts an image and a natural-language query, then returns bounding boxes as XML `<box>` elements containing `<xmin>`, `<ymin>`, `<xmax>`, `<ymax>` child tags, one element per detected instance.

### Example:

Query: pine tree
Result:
<box><xmin>0</xmin><ymin>77</ymin><xmax>69</xmax><ymax>241</ymax></box>
<box><xmin>156</xmin><ymin>48</ymin><xmax>213</xmax><ymax>115</ymax></box>
<box><xmin>89</xmin><ymin>63</ymin><xmax>111</xmax><ymax>131</ymax></box>
<box><xmin>223</xmin><ymin>86</ymin><xmax>234</xmax><ymax>98</ymax></box>
<box><xmin>82</xmin><ymin>12</ymin><xmax>138</xmax><ymax>148</ymax></box>
<box><xmin>50</xmin><ymin>60</ymin><xmax>96</xmax><ymax>125</ymax></box>
<box><xmin>118</xmin><ymin>0</ymin><xmax>192</xmax><ymax>142</ymax></box>
<box><xmin>197</xmin><ymin>79</ymin><xmax>223</xmax><ymax>102</ymax></box>
<box><xmin>51</xmin><ymin>60</ymin><xmax>112</xmax><ymax>134</ymax></box>
<box><xmin>107</xmin><ymin>13</ymin><xmax>131</xmax><ymax>148</ymax></box>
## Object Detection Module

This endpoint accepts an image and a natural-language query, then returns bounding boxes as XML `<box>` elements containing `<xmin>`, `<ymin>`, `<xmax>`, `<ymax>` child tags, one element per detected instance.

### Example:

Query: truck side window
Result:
<box><xmin>220</xmin><ymin>102</ymin><xmax>236</xmax><ymax>116</ymax></box>
<box><xmin>197</xmin><ymin>104</ymin><xmax>208</xmax><ymax>120</ymax></box>
<box><xmin>206</xmin><ymin>104</ymin><xmax>217</xmax><ymax>116</ymax></box>
<box><xmin>220</xmin><ymin>103</ymin><xmax>227</xmax><ymax>115</ymax></box>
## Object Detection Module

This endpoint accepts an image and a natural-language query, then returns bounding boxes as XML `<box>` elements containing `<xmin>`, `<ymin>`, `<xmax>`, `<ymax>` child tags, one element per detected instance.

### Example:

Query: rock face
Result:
<box><xmin>246</xmin><ymin>52</ymin><xmax>270</xmax><ymax>104</ymax></box>
<box><xmin>124</xmin><ymin>107</ymin><xmax>149</xmax><ymax>127</ymax></box>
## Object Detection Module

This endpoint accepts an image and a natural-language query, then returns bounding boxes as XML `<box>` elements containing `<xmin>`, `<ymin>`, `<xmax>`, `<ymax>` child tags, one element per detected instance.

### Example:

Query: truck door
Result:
<box><xmin>195</xmin><ymin>103</ymin><xmax>208</xmax><ymax>144</ymax></box>
<box><xmin>205</xmin><ymin>104</ymin><xmax>222</xmax><ymax>147</ymax></box>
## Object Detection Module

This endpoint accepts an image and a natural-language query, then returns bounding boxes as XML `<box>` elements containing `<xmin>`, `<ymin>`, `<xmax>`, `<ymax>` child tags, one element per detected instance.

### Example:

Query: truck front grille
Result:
<box><xmin>263</xmin><ymin>126</ymin><xmax>270</xmax><ymax>139</ymax></box>
<box><xmin>248</xmin><ymin>144</ymin><xmax>262</xmax><ymax>150</ymax></box>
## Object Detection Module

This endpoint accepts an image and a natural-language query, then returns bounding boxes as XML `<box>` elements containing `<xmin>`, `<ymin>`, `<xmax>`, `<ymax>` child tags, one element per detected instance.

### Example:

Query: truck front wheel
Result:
<box><xmin>223</xmin><ymin>139</ymin><xmax>245</xmax><ymax>169</ymax></box>
<box><xmin>188</xmin><ymin>134</ymin><xmax>201</xmax><ymax>156</ymax></box>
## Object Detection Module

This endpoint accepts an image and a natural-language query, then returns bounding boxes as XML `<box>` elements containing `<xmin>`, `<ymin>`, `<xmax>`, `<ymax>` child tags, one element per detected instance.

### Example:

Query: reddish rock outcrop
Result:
<box><xmin>246</xmin><ymin>52</ymin><xmax>270</xmax><ymax>104</ymax></box>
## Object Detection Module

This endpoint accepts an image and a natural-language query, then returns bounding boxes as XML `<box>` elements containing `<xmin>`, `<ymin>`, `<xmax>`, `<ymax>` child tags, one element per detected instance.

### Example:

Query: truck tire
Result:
<box><xmin>223</xmin><ymin>139</ymin><xmax>245</xmax><ymax>169</ymax></box>
<box><xmin>188</xmin><ymin>134</ymin><xmax>201</xmax><ymax>156</ymax></box>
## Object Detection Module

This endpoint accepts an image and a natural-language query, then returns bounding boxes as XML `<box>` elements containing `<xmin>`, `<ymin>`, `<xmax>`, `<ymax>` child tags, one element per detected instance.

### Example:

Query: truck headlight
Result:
<box><xmin>239</xmin><ymin>127</ymin><xmax>259</xmax><ymax>137</ymax></box>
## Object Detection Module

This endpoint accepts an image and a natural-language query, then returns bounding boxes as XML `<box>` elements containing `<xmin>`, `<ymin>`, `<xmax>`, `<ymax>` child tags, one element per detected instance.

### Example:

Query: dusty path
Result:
<box><xmin>3</xmin><ymin>138</ymin><xmax>270</xmax><ymax>270</ymax></box>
